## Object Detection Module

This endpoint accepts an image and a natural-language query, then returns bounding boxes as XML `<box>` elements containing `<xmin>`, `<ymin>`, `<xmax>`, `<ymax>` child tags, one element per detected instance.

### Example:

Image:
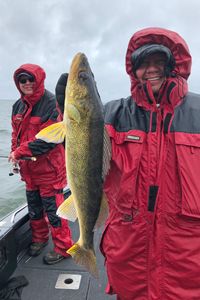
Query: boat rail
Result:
<box><xmin>10</xmin><ymin>204</ymin><xmax>28</xmax><ymax>223</ymax></box>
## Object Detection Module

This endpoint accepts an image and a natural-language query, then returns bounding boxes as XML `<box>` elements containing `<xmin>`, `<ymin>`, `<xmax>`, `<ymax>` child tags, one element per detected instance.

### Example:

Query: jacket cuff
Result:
<box><xmin>14</xmin><ymin>149</ymin><xmax>21</xmax><ymax>160</ymax></box>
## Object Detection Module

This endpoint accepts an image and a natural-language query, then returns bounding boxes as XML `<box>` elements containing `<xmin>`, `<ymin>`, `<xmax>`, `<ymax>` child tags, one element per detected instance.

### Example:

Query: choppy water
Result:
<box><xmin>0</xmin><ymin>100</ymin><xmax>26</xmax><ymax>219</ymax></box>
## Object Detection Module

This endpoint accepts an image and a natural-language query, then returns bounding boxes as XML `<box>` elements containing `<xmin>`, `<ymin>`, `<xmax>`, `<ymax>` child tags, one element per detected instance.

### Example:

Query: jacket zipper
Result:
<box><xmin>47</xmin><ymin>158</ymin><xmax>57</xmax><ymax>176</ymax></box>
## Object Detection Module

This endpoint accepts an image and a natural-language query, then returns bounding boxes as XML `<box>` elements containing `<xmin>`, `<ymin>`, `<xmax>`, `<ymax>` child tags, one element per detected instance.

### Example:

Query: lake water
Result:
<box><xmin>0</xmin><ymin>99</ymin><xmax>26</xmax><ymax>219</ymax></box>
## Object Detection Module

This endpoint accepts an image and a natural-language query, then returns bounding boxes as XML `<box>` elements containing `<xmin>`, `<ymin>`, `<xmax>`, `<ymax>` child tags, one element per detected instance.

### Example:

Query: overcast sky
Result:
<box><xmin>1</xmin><ymin>0</ymin><xmax>200</xmax><ymax>103</ymax></box>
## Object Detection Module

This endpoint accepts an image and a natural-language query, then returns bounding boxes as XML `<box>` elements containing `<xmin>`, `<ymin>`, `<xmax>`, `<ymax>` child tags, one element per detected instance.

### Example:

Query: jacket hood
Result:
<box><xmin>14</xmin><ymin>63</ymin><xmax>46</xmax><ymax>106</ymax></box>
<box><xmin>126</xmin><ymin>27</ymin><xmax>192</xmax><ymax>108</ymax></box>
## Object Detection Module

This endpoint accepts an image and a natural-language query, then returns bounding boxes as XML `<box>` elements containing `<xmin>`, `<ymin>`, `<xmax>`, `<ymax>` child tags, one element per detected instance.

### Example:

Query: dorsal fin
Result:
<box><xmin>102</xmin><ymin>125</ymin><xmax>112</xmax><ymax>183</ymax></box>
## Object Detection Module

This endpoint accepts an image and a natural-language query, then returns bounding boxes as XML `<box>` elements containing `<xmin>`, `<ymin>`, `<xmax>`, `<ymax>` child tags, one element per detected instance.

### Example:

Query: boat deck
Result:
<box><xmin>12</xmin><ymin>219</ymin><xmax>115</xmax><ymax>300</ymax></box>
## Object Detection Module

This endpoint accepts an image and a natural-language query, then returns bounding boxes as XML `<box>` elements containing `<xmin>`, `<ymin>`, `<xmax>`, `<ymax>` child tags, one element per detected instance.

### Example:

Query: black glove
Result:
<box><xmin>0</xmin><ymin>276</ymin><xmax>29</xmax><ymax>299</ymax></box>
<box><xmin>55</xmin><ymin>73</ymin><xmax>68</xmax><ymax>114</ymax></box>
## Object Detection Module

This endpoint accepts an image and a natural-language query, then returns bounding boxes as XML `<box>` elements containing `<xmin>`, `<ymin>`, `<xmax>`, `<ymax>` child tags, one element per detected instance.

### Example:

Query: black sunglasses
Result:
<box><xmin>19</xmin><ymin>77</ymin><xmax>34</xmax><ymax>84</ymax></box>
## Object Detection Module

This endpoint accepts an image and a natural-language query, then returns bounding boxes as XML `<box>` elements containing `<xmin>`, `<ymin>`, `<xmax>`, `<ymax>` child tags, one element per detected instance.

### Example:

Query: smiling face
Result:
<box><xmin>18</xmin><ymin>75</ymin><xmax>34</xmax><ymax>95</ymax></box>
<box><xmin>136</xmin><ymin>52</ymin><xmax>167</xmax><ymax>99</ymax></box>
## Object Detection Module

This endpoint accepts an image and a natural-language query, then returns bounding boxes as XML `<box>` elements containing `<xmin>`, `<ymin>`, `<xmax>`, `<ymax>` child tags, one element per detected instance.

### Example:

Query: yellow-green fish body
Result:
<box><xmin>36</xmin><ymin>53</ymin><xmax>112</xmax><ymax>280</ymax></box>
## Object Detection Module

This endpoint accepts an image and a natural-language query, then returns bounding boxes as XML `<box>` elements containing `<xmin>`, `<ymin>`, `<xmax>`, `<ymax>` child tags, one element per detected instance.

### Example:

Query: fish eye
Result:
<box><xmin>79</xmin><ymin>71</ymin><xmax>88</xmax><ymax>80</ymax></box>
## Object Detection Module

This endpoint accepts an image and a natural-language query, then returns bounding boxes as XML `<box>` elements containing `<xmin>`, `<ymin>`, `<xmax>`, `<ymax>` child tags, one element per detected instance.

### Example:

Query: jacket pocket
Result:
<box><xmin>47</xmin><ymin>157</ymin><xmax>57</xmax><ymax>175</ymax></box>
<box><xmin>14</xmin><ymin>115</ymin><xmax>23</xmax><ymax>130</ymax></box>
<box><xmin>46</xmin><ymin>145</ymin><xmax>65</xmax><ymax>177</ymax></box>
<box><xmin>13</xmin><ymin>116</ymin><xmax>23</xmax><ymax>142</ymax></box>
<box><xmin>99</xmin><ymin>220</ymin><xmax>111</xmax><ymax>259</ymax></box>
<box><xmin>105</xmin><ymin>130</ymin><xmax>145</xmax><ymax>211</ymax></box>
<box><xmin>175</xmin><ymin>133</ymin><xmax>200</xmax><ymax>220</ymax></box>
<box><xmin>28</xmin><ymin>117</ymin><xmax>42</xmax><ymax>139</ymax></box>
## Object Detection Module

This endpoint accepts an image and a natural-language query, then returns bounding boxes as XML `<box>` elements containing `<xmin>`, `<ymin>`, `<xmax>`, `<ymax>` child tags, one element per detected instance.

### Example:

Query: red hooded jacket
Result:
<box><xmin>12</xmin><ymin>64</ymin><xmax>67</xmax><ymax>189</ymax></box>
<box><xmin>100</xmin><ymin>28</ymin><xmax>200</xmax><ymax>299</ymax></box>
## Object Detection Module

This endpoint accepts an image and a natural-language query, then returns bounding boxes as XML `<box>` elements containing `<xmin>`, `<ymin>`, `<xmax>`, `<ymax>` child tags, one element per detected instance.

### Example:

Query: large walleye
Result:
<box><xmin>36</xmin><ymin>53</ymin><xmax>112</xmax><ymax>280</ymax></box>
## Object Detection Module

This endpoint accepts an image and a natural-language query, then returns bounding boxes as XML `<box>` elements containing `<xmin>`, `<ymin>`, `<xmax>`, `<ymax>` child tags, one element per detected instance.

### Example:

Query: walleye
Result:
<box><xmin>36</xmin><ymin>53</ymin><xmax>112</xmax><ymax>281</ymax></box>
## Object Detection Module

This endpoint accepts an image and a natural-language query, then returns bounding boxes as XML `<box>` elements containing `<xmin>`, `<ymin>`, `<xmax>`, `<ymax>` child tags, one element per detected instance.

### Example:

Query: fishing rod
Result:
<box><xmin>0</xmin><ymin>155</ymin><xmax>37</xmax><ymax>176</ymax></box>
<box><xmin>0</xmin><ymin>155</ymin><xmax>37</xmax><ymax>161</ymax></box>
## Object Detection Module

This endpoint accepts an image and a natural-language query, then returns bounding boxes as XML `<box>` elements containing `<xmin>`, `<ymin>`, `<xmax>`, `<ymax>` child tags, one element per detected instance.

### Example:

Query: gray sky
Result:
<box><xmin>1</xmin><ymin>0</ymin><xmax>200</xmax><ymax>102</ymax></box>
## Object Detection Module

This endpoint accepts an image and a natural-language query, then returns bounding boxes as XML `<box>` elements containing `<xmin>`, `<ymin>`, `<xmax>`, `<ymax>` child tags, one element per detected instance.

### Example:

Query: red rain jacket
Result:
<box><xmin>11</xmin><ymin>64</ymin><xmax>67</xmax><ymax>189</ymax></box>
<box><xmin>100</xmin><ymin>28</ymin><xmax>200</xmax><ymax>299</ymax></box>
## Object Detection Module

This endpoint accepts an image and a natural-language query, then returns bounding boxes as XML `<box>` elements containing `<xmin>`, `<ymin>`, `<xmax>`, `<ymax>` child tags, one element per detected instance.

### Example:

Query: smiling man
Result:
<box><xmin>18</xmin><ymin>73</ymin><xmax>34</xmax><ymax>95</ymax></box>
<box><xmin>54</xmin><ymin>27</ymin><xmax>200</xmax><ymax>299</ymax></box>
<box><xmin>100</xmin><ymin>28</ymin><xmax>200</xmax><ymax>300</ymax></box>
<box><xmin>8</xmin><ymin>64</ymin><xmax>74</xmax><ymax>265</ymax></box>
<box><xmin>135</xmin><ymin>52</ymin><xmax>167</xmax><ymax>99</ymax></box>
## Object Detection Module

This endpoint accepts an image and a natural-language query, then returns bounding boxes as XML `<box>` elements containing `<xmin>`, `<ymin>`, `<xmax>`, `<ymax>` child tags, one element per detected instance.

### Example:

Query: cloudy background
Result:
<box><xmin>0</xmin><ymin>0</ymin><xmax>200</xmax><ymax>103</ymax></box>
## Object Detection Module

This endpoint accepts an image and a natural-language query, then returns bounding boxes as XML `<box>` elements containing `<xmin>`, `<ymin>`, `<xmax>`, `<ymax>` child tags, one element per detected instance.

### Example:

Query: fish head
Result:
<box><xmin>64</xmin><ymin>53</ymin><xmax>103</xmax><ymax>121</ymax></box>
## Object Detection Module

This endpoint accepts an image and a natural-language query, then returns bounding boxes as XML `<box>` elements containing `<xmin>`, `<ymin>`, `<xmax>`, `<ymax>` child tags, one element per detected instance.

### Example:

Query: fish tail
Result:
<box><xmin>67</xmin><ymin>243</ymin><xmax>100</xmax><ymax>282</ymax></box>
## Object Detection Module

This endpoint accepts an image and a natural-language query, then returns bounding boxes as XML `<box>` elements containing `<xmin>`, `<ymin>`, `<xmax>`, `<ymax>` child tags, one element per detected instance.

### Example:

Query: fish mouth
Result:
<box><xmin>70</xmin><ymin>53</ymin><xmax>87</xmax><ymax>74</ymax></box>
<box><xmin>73</xmin><ymin>53</ymin><xmax>84</xmax><ymax>66</ymax></box>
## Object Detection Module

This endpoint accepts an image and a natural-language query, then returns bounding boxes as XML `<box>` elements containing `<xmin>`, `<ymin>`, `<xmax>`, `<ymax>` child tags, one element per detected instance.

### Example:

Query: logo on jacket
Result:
<box><xmin>126</xmin><ymin>135</ymin><xmax>141</xmax><ymax>141</ymax></box>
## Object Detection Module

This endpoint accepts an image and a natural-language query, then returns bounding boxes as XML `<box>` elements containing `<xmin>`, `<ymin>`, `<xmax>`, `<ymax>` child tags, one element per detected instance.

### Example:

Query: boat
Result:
<box><xmin>0</xmin><ymin>186</ymin><xmax>115</xmax><ymax>299</ymax></box>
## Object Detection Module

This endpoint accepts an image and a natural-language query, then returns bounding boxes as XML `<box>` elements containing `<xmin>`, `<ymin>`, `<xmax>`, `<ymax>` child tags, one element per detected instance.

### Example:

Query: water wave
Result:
<box><xmin>0</xmin><ymin>100</ymin><xmax>25</xmax><ymax>219</ymax></box>
<box><xmin>0</xmin><ymin>128</ymin><xmax>10</xmax><ymax>135</ymax></box>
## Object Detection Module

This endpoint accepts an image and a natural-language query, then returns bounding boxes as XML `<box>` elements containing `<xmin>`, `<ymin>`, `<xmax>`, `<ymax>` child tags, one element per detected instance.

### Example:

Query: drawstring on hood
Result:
<box><xmin>176</xmin><ymin>75</ymin><xmax>186</xmax><ymax>99</ymax></box>
<box><xmin>169</xmin><ymin>72</ymin><xmax>186</xmax><ymax>100</ymax></box>
<box><xmin>136</xmin><ymin>83</ymin><xmax>145</xmax><ymax>112</ymax></box>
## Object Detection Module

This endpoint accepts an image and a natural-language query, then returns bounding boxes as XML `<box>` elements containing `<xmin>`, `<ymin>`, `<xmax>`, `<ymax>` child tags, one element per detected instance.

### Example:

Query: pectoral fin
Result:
<box><xmin>56</xmin><ymin>194</ymin><xmax>78</xmax><ymax>222</ymax></box>
<box><xmin>93</xmin><ymin>190</ymin><xmax>109</xmax><ymax>231</ymax></box>
<box><xmin>67</xmin><ymin>104</ymin><xmax>80</xmax><ymax>123</ymax></box>
<box><xmin>36</xmin><ymin>122</ymin><xmax>65</xmax><ymax>143</ymax></box>
<box><xmin>102</xmin><ymin>125</ymin><xmax>112</xmax><ymax>183</ymax></box>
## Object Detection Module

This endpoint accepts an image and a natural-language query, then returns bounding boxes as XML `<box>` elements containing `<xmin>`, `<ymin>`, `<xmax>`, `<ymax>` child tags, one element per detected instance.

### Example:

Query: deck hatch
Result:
<box><xmin>55</xmin><ymin>274</ymin><xmax>81</xmax><ymax>290</ymax></box>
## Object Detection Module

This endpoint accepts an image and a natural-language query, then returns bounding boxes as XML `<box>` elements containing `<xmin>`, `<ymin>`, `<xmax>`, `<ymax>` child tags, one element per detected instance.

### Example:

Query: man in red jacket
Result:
<box><xmin>8</xmin><ymin>64</ymin><xmax>73</xmax><ymax>265</ymax></box>
<box><xmin>100</xmin><ymin>28</ymin><xmax>200</xmax><ymax>300</ymax></box>
<box><xmin>54</xmin><ymin>28</ymin><xmax>200</xmax><ymax>299</ymax></box>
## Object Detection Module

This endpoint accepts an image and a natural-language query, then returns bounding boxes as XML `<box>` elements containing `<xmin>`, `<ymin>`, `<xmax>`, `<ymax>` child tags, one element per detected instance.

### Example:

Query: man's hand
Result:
<box><xmin>8</xmin><ymin>152</ymin><xmax>20</xmax><ymax>164</ymax></box>
<box><xmin>8</xmin><ymin>152</ymin><xmax>20</xmax><ymax>174</ymax></box>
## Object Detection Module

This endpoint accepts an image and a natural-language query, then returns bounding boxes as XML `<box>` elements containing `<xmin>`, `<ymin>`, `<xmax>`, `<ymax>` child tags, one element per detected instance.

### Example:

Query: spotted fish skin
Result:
<box><xmin>36</xmin><ymin>53</ymin><xmax>112</xmax><ymax>280</ymax></box>
<box><xmin>63</xmin><ymin>53</ymin><xmax>109</xmax><ymax>280</ymax></box>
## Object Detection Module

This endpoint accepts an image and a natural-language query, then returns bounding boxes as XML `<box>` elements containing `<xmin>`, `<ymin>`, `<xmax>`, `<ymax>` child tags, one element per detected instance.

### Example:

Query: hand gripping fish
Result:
<box><xmin>36</xmin><ymin>53</ymin><xmax>112</xmax><ymax>281</ymax></box>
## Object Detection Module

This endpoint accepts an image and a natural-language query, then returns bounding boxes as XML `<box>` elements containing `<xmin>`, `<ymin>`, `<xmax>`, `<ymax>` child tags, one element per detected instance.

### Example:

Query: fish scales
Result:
<box><xmin>36</xmin><ymin>53</ymin><xmax>111</xmax><ymax>281</ymax></box>
<box><xmin>66</xmin><ymin>108</ymin><xmax>104</xmax><ymax>249</ymax></box>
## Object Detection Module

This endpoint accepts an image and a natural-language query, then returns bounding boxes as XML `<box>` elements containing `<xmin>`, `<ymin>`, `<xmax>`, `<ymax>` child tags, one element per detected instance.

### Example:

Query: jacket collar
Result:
<box><xmin>131</xmin><ymin>75</ymin><xmax>188</xmax><ymax>111</ymax></box>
